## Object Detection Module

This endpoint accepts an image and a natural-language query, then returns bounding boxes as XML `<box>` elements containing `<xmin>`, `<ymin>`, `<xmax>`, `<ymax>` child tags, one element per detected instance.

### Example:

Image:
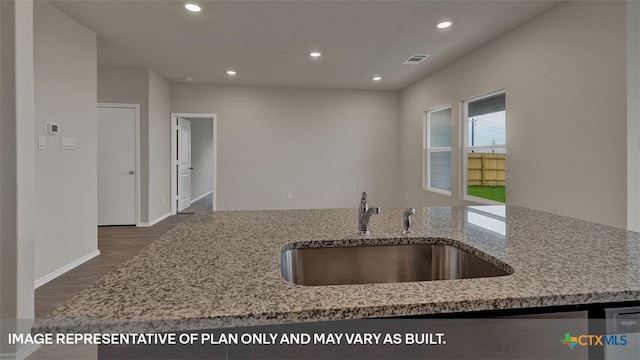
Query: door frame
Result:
<box><xmin>97</xmin><ymin>103</ymin><xmax>141</xmax><ymax>226</ymax></box>
<box><xmin>170</xmin><ymin>113</ymin><xmax>218</xmax><ymax>214</ymax></box>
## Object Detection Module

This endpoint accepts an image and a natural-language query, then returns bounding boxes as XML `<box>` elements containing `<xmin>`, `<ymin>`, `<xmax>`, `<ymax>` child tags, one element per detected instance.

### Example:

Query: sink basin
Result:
<box><xmin>281</xmin><ymin>243</ymin><xmax>511</xmax><ymax>286</ymax></box>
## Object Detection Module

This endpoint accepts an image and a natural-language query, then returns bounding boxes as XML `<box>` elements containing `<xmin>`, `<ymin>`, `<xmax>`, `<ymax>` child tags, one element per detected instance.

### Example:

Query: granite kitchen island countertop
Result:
<box><xmin>38</xmin><ymin>206</ymin><xmax>640</xmax><ymax>332</ymax></box>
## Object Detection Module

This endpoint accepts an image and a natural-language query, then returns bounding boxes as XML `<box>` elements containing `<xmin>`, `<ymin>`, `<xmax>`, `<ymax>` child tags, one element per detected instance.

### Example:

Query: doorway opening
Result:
<box><xmin>170</xmin><ymin>113</ymin><xmax>217</xmax><ymax>214</ymax></box>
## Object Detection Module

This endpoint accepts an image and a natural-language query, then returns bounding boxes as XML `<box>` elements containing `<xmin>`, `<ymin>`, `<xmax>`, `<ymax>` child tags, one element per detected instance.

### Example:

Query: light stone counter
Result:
<box><xmin>38</xmin><ymin>206</ymin><xmax>640</xmax><ymax>332</ymax></box>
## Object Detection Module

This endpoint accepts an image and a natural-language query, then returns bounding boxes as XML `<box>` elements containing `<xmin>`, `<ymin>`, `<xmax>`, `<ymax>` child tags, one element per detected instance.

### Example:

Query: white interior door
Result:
<box><xmin>177</xmin><ymin>118</ymin><xmax>192</xmax><ymax>211</ymax></box>
<box><xmin>98</xmin><ymin>106</ymin><xmax>137</xmax><ymax>225</ymax></box>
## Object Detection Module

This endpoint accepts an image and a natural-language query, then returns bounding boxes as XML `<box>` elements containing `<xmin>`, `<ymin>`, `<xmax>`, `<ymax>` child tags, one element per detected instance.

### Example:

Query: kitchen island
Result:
<box><xmin>38</xmin><ymin>206</ymin><xmax>640</xmax><ymax>333</ymax></box>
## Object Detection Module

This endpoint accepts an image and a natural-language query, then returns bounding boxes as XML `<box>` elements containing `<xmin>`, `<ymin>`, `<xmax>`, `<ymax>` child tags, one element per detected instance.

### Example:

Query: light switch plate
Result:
<box><xmin>60</xmin><ymin>137</ymin><xmax>77</xmax><ymax>150</ymax></box>
<box><xmin>38</xmin><ymin>135</ymin><xmax>46</xmax><ymax>150</ymax></box>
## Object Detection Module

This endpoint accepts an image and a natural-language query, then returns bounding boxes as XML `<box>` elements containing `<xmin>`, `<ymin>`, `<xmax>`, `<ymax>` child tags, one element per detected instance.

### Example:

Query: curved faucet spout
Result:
<box><xmin>364</xmin><ymin>207</ymin><xmax>381</xmax><ymax>222</ymax></box>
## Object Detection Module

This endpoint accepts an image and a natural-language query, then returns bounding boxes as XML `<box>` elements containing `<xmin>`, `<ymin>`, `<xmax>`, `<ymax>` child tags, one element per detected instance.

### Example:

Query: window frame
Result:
<box><xmin>423</xmin><ymin>105</ymin><xmax>453</xmax><ymax>196</ymax></box>
<box><xmin>460</xmin><ymin>89</ymin><xmax>506</xmax><ymax>205</ymax></box>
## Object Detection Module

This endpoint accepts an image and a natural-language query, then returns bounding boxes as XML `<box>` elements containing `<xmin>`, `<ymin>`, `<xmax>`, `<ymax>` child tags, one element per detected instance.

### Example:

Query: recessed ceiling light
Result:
<box><xmin>226</xmin><ymin>70</ymin><xmax>237</xmax><ymax>76</ymax></box>
<box><xmin>184</xmin><ymin>3</ymin><xmax>202</xmax><ymax>13</ymax></box>
<box><xmin>437</xmin><ymin>20</ymin><xmax>453</xmax><ymax>29</ymax></box>
<box><xmin>372</xmin><ymin>76</ymin><xmax>382</xmax><ymax>81</ymax></box>
<box><xmin>310</xmin><ymin>52</ymin><xmax>322</xmax><ymax>58</ymax></box>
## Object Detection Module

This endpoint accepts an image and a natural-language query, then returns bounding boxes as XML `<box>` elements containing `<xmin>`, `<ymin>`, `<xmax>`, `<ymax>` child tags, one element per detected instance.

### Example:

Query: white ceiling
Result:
<box><xmin>49</xmin><ymin>0</ymin><xmax>563</xmax><ymax>91</ymax></box>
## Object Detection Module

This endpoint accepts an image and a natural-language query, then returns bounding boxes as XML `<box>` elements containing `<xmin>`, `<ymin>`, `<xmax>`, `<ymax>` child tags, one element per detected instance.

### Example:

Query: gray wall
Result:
<box><xmin>97</xmin><ymin>67</ymin><xmax>172</xmax><ymax>223</ymax></box>
<box><xmin>400</xmin><ymin>0</ymin><xmax>626</xmax><ymax>228</ymax></box>
<box><xmin>171</xmin><ymin>84</ymin><xmax>401</xmax><ymax>210</ymax></box>
<box><xmin>189</xmin><ymin>119</ymin><xmax>214</xmax><ymax>202</ymax></box>
<box><xmin>628</xmin><ymin>0</ymin><xmax>640</xmax><ymax>231</ymax></box>
<box><xmin>33</xmin><ymin>0</ymin><xmax>98</xmax><ymax>279</ymax></box>
<box><xmin>148</xmin><ymin>69</ymin><xmax>172</xmax><ymax>221</ymax></box>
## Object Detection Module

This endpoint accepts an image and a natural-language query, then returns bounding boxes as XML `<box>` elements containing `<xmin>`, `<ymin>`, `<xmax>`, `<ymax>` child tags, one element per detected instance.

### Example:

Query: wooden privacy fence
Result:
<box><xmin>468</xmin><ymin>153</ymin><xmax>505</xmax><ymax>186</ymax></box>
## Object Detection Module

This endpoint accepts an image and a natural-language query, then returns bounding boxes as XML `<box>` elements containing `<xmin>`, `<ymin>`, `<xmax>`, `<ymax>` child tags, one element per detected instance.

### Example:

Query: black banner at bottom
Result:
<box><xmin>13</xmin><ymin>317</ymin><xmax>640</xmax><ymax>359</ymax></box>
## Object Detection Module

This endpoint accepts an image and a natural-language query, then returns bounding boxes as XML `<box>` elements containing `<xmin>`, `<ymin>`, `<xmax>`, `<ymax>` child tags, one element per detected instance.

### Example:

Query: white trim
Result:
<box><xmin>191</xmin><ymin>190</ymin><xmax>213</xmax><ymax>204</ymax></box>
<box><xmin>0</xmin><ymin>343</ymin><xmax>41</xmax><ymax>360</ymax></box>
<box><xmin>17</xmin><ymin>344</ymin><xmax>40</xmax><ymax>360</ymax></box>
<box><xmin>423</xmin><ymin>105</ymin><xmax>453</xmax><ymax>195</ymax></box>
<box><xmin>460</xmin><ymin>88</ymin><xmax>506</xmax><ymax>105</ymax></box>
<box><xmin>427</xmin><ymin>187</ymin><xmax>452</xmax><ymax>197</ymax></box>
<box><xmin>97</xmin><ymin>103</ymin><xmax>141</xmax><ymax>226</ymax></box>
<box><xmin>34</xmin><ymin>250</ymin><xmax>101</xmax><ymax>289</ymax></box>
<box><xmin>171</xmin><ymin>113</ymin><xmax>217</xmax><ymax>215</ymax></box>
<box><xmin>212</xmin><ymin>118</ymin><xmax>218</xmax><ymax>211</ymax></box>
<box><xmin>458</xmin><ymin>100</ymin><xmax>466</xmax><ymax>199</ymax></box>
<box><xmin>138</xmin><ymin>211</ymin><xmax>172</xmax><ymax>227</ymax></box>
<box><xmin>460</xmin><ymin>90</ymin><xmax>506</xmax><ymax>203</ymax></box>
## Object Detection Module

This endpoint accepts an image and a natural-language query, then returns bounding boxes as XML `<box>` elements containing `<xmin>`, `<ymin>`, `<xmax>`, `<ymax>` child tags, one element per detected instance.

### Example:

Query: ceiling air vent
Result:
<box><xmin>403</xmin><ymin>54</ymin><xmax>430</xmax><ymax>65</ymax></box>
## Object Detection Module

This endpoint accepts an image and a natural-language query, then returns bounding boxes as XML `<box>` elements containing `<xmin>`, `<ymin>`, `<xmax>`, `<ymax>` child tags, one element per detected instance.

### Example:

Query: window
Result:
<box><xmin>424</xmin><ymin>106</ymin><xmax>452</xmax><ymax>194</ymax></box>
<box><xmin>462</xmin><ymin>91</ymin><xmax>506</xmax><ymax>203</ymax></box>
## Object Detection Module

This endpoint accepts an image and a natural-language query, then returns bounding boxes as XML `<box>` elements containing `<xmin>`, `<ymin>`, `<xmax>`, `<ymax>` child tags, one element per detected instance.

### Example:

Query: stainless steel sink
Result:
<box><xmin>281</xmin><ymin>243</ymin><xmax>511</xmax><ymax>286</ymax></box>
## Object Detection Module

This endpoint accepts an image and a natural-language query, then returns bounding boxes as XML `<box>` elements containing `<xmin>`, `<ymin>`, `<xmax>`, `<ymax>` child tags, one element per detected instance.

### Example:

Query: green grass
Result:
<box><xmin>467</xmin><ymin>186</ymin><xmax>505</xmax><ymax>203</ymax></box>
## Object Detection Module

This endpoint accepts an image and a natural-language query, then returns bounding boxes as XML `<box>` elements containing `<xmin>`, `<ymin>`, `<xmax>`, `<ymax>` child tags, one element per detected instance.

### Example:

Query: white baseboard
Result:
<box><xmin>17</xmin><ymin>344</ymin><xmax>40</xmax><ymax>360</ymax></box>
<box><xmin>34</xmin><ymin>249</ymin><xmax>100</xmax><ymax>289</ymax></box>
<box><xmin>0</xmin><ymin>352</ymin><xmax>17</xmax><ymax>360</ymax></box>
<box><xmin>191</xmin><ymin>190</ymin><xmax>213</xmax><ymax>204</ymax></box>
<box><xmin>138</xmin><ymin>211</ymin><xmax>172</xmax><ymax>227</ymax></box>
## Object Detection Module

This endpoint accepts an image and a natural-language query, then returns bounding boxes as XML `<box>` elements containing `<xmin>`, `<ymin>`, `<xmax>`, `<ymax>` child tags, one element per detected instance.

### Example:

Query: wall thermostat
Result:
<box><xmin>45</xmin><ymin>122</ymin><xmax>59</xmax><ymax>135</ymax></box>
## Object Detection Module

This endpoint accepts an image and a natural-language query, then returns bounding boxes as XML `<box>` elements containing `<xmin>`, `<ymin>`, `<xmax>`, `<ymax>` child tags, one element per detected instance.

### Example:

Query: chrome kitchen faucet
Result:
<box><xmin>402</xmin><ymin>208</ymin><xmax>416</xmax><ymax>235</ymax></box>
<box><xmin>358</xmin><ymin>191</ymin><xmax>380</xmax><ymax>235</ymax></box>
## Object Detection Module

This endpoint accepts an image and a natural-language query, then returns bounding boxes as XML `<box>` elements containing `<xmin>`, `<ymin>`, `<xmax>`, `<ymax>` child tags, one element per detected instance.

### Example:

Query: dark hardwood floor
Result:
<box><xmin>29</xmin><ymin>195</ymin><xmax>213</xmax><ymax>359</ymax></box>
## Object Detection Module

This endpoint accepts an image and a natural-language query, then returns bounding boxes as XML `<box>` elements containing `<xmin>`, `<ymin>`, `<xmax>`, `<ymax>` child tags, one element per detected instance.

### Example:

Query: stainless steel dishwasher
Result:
<box><xmin>604</xmin><ymin>306</ymin><xmax>640</xmax><ymax>359</ymax></box>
